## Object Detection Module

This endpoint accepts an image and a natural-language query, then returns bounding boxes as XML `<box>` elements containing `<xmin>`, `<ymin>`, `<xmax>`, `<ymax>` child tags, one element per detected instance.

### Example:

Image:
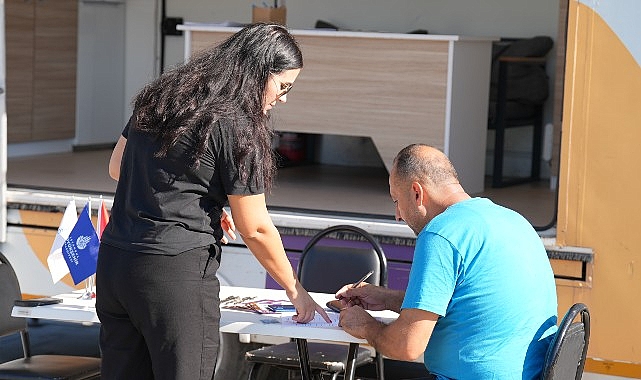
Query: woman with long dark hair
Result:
<box><xmin>96</xmin><ymin>23</ymin><xmax>329</xmax><ymax>380</ymax></box>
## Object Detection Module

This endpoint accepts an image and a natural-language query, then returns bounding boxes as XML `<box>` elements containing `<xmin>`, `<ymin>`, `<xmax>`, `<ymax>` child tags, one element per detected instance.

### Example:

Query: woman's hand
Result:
<box><xmin>287</xmin><ymin>282</ymin><xmax>331</xmax><ymax>324</ymax></box>
<box><xmin>226</xmin><ymin>194</ymin><xmax>328</xmax><ymax>323</ymax></box>
<box><xmin>220</xmin><ymin>209</ymin><xmax>237</xmax><ymax>244</ymax></box>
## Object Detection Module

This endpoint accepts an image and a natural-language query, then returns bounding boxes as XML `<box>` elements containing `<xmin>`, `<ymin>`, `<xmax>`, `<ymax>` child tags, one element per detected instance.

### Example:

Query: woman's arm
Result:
<box><xmin>228</xmin><ymin>193</ymin><xmax>329</xmax><ymax>323</ymax></box>
<box><xmin>108</xmin><ymin>135</ymin><xmax>127</xmax><ymax>181</ymax></box>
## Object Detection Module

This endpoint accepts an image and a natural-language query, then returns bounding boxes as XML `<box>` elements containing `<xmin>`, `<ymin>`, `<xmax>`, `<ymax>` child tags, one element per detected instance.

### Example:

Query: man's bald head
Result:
<box><xmin>391</xmin><ymin>144</ymin><xmax>459</xmax><ymax>188</ymax></box>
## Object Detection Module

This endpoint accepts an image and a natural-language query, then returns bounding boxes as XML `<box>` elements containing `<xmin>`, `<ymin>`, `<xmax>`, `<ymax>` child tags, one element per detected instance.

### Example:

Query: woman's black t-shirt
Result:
<box><xmin>101</xmin><ymin>117</ymin><xmax>264</xmax><ymax>255</ymax></box>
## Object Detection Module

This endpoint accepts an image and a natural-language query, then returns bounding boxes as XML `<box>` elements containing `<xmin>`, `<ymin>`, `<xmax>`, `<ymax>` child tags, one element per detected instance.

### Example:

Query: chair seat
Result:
<box><xmin>0</xmin><ymin>355</ymin><xmax>101</xmax><ymax>380</ymax></box>
<box><xmin>246</xmin><ymin>342</ymin><xmax>373</xmax><ymax>373</ymax></box>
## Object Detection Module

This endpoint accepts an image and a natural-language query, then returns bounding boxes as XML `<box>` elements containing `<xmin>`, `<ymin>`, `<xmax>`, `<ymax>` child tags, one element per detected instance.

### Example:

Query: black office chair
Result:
<box><xmin>245</xmin><ymin>225</ymin><xmax>388</xmax><ymax>380</ymax></box>
<box><xmin>488</xmin><ymin>36</ymin><xmax>553</xmax><ymax>188</ymax></box>
<box><xmin>0</xmin><ymin>251</ymin><xmax>101</xmax><ymax>380</ymax></box>
<box><xmin>541</xmin><ymin>303</ymin><xmax>590</xmax><ymax>380</ymax></box>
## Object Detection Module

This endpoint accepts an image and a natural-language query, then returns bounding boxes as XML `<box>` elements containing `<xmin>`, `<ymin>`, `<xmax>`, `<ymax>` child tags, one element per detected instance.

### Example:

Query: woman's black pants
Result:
<box><xmin>96</xmin><ymin>244</ymin><xmax>221</xmax><ymax>380</ymax></box>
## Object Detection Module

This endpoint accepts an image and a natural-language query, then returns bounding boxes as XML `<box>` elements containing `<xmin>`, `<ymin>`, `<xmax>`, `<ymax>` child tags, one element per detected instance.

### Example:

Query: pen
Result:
<box><xmin>330</xmin><ymin>270</ymin><xmax>374</xmax><ymax>308</ymax></box>
<box><xmin>351</xmin><ymin>270</ymin><xmax>374</xmax><ymax>288</ymax></box>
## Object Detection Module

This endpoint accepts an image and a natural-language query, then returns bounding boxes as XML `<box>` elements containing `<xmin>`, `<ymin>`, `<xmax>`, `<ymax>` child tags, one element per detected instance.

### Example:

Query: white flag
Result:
<box><xmin>47</xmin><ymin>199</ymin><xmax>78</xmax><ymax>283</ymax></box>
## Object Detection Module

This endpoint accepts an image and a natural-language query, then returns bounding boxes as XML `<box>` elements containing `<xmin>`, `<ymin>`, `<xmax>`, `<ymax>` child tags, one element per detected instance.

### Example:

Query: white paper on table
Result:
<box><xmin>280</xmin><ymin>314</ymin><xmax>339</xmax><ymax>327</ymax></box>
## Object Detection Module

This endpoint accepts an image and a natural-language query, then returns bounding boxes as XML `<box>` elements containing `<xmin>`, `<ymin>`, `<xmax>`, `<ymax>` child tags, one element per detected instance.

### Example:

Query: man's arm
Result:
<box><xmin>340</xmin><ymin>307</ymin><xmax>438</xmax><ymax>361</ymax></box>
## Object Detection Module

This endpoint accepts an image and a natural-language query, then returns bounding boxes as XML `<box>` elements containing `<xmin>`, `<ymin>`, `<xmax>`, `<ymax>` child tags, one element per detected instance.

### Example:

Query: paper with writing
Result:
<box><xmin>280</xmin><ymin>314</ymin><xmax>339</xmax><ymax>327</ymax></box>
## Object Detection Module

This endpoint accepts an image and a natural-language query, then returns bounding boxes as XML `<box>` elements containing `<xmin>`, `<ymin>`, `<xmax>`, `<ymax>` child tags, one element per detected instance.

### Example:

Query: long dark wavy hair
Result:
<box><xmin>131</xmin><ymin>23</ymin><xmax>303</xmax><ymax>191</ymax></box>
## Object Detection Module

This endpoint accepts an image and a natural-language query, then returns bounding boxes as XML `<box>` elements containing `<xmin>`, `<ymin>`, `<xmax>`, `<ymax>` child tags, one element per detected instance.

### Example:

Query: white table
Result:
<box><xmin>12</xmin><ymin>286</ymin><xmax>398</xmax><ymax>380</ymax></box>
<box><xmin>11</xmin><ymin>292</ymin><xmax>99</xmax><ymax>323</ymax></box>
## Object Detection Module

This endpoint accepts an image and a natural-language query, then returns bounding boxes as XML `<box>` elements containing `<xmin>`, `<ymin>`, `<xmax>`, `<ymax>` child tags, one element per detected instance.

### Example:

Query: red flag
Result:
<box><xmin>97</xmin><ymin>200</ymin><xmax>110</xmax><ymax>239</ymax></box>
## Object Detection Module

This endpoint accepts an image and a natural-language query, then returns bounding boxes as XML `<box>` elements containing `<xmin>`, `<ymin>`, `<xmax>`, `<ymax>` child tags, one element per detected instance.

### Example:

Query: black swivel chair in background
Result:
<box><xmin>0</xmin><ymin>251</ymin><xmax>101</xmax><ymax>380</ymax></box>
<box><xmin>488</xmin><ymin>36</ymin><xmax>554</xmax><ymax>188</ymax></box>
<box><xmin>245</xmin><ymin>225</ymin><xmax>388</xmax><ymax>380</ymax></box>
<box><xmin>541</xmin><ymin>303</ymin><xmax>590</xmax><ymax>380</ymax></box>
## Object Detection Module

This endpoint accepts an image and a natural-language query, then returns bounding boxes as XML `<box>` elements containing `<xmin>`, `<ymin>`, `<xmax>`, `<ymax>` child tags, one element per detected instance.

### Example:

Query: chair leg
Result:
<box><xmin>530</xmin><ymin>109</ymin><xmax>544</xmax><ymax>180</ymax></box>
<box><xmin>247</xmin><ymin>362</ymin><xmax>260</xmax><ymax>380</ymax></box>
<box><xmin>492</xmin><ymin>60</ymin><xmax>509</xmax><ymax>188</ymax></box>
<box><xmin>19</xmin><ymin>330</ymin><xmax>32</xmax><ymax>358</ymax></box>
<box><xmin>375</xmin><ymin>352</ymin><xmax>385</xmax><ymax>380</ymax></box>
<box><xmin>295</xmin><ymin>338</ymin><xmax>313</xmax><ymax>380</ymax></box>
<box><xmin>493</xmin><ymin>123</ymin><xmax>506</xmax><ymax>187</ymax></box>
<box><xmin>343</xmin><ymin>343</ymin><xmax>359</xmax><ymax>380</ymax></box>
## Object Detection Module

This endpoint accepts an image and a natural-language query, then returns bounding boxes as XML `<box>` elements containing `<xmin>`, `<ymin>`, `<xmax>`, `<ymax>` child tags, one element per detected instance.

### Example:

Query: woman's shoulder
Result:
<box><xmin>216</xmin><ymin>116</ymin><xmax>251</xmax><ymax>129</ymax></box>
<box><xmin>210</xmin><ymin>116</ymin><xmax>252</xmax><ymax>139</ymax></box>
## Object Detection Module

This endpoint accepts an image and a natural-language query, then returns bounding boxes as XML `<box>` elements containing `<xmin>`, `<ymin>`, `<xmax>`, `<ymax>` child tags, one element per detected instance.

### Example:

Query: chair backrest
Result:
<box><xmin>541</xmin><ymin>303</ymin><xmax>590</xmax><ymax>380</ymax></box>
<box><xmin>0</xmin><ymin>251</ymin><xmax>30</xmax><ymax>338</ymax></box>
<box><xmin>488</xmin><ymin>36</ymin><xmax>553</xmax><ymax>124</ymax></box>
<box><xmin>297</xmin><ymin>225</ymin><xmax>388</xmax><ymax>294</ymax></box>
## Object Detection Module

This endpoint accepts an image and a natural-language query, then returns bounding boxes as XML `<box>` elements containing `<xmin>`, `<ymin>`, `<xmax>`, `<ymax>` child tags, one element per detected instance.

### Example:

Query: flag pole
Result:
<box><xmin>81</xmin><ymin>198</ymin><xmax>95</xmax><ymax>299</ymax></box>
<box><xmin>89</xmin><ymin>197</ymin><xmax>96</xmax><ymax>298</ymax></box>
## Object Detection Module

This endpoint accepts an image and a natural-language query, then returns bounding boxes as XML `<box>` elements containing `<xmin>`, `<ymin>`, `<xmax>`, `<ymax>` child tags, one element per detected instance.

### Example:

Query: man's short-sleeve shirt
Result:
<box><xmin>402</xmin><ymin>198</ymin><xmax>557</xmax><ymax>380</ymax></box>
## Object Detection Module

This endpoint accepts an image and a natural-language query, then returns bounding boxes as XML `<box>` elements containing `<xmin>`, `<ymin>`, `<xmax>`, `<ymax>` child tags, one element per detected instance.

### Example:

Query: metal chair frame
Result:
<box><xmin>541</xmin><ymin>303</ymin><xmax>590</xmax><ymax>380</ymax></box>
<box><xmin>246</xmin><ymin>225</ymin><xmax>388</xmax><ymax>380</ymax></box>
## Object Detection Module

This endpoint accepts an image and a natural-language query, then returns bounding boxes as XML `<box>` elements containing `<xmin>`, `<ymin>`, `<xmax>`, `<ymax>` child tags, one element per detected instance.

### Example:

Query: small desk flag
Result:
<box><xmin>62</xmin><ymin>203</ymin><xmax>100</xmax><ymax>285</ymax></box>
<box><xmin>47</xmin><ymin>199</ymin><xmax>77</xmax><ymax>283</ymax></box>
<box><xmin>96</xmin><ymin>199</ymin><xmax>110</xmax><ymax>239</ymax></box>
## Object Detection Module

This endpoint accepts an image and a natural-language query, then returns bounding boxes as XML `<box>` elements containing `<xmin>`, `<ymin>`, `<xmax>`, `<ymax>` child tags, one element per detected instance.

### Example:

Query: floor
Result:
<box><xmin>6</xmin><ymin>148</ymin><xmax>558</xmax><ymax>230</ymax></box>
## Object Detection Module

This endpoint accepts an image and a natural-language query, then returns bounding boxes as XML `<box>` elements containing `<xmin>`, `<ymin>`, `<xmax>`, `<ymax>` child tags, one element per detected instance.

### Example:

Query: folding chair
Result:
<box><xmin>541</xmin><ymin>303</ymin><xmax>590</xmax><ymax>380</ymax></box>
<box><xmin>0</xmin><ymin>252</ymin><xmax>101</xmax><ymax>380</ymax></box>
<box><xmin>245</xmin><ymin>225</ymin><xmax>388</xmax><ymax>380</ymax></box>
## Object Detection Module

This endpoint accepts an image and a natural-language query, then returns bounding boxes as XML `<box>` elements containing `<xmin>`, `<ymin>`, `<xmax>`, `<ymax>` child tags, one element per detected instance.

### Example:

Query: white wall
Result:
<box><xmin>77</xmin><ymin>0</ymin><xmax>160</xmax><ymax>145</ymax></box>
<box><xmin>123</xmin><ymin>0</ymin><xmax>160</xmax><ymax>127</ymax></box>
<box><xmin>75</xmin><ymin>0</ymin><xmax>126</xmax><ymax>146</ymax></box>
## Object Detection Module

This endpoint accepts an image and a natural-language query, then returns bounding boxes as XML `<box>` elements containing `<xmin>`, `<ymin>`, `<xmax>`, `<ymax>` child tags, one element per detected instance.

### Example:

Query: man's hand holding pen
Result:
<box><xmin>332</xmin><ymin>271</ymin><xmax>406</xmax><ymax>339</ymax></box>
<box><xmin>333</xmin><ymin>281</ymin><xmax>387</xmax><ymax>340</ymax></box>
<box><xmin>330</xmin><ymin>270</ymin><xmax>378</xmax><ymax>309</ymax></box>
<box><xmin>335</xmin><ymin>282</ymin><xmax>388</xmax><ymax>311</ymax></box>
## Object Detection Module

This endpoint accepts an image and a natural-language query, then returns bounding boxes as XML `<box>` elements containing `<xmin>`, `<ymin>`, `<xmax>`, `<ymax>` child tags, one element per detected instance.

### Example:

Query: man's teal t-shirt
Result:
<box><xmin>401</xmin><ymin>198</ymin><xmax>557</xmax><ymax>380</ymax></box>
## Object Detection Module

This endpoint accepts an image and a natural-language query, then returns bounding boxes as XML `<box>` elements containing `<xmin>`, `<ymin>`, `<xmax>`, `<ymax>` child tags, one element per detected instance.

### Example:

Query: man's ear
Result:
<box><xmin>411</xmin><ymin>181</ymin><xmax>424</xmax><ymax>206</ymax></box>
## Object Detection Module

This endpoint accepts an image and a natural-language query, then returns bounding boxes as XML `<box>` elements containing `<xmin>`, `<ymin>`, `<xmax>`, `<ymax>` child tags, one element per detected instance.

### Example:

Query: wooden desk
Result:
<box><xmin>12</xmin><ymin>286</ymin><xmax>398</xmax><ymax>380</ymax></box>
<box><xmin>178</xmin><ymin>24</ymin><xmax>494</xmax><ymax>193</ymax></box>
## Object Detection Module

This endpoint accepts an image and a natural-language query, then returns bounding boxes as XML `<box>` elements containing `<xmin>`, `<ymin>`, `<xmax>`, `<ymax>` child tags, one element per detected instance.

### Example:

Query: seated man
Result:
<box><xmin>336</xmin><ymin>144</ymin><xmax>557</xmax><ymax>380</ymax></box>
